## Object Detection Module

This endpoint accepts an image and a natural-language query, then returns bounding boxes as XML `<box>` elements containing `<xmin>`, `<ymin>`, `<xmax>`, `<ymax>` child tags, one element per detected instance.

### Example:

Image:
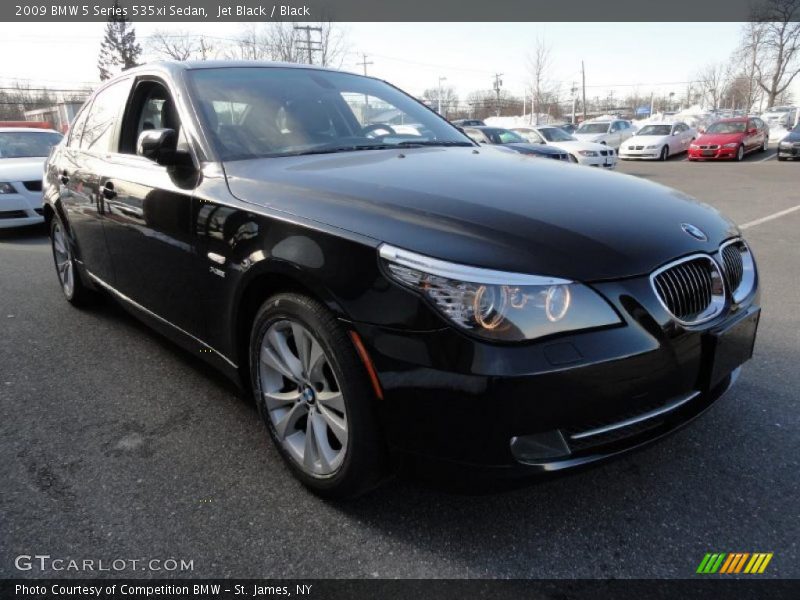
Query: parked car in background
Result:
<box><xmin>0</xmin><ymin>127</ymin><xmax>63</xmax><ymax>229</ymax></box>
<box><xmin>558</xmin><ymin>123</ymin><xmax>578</xmax><ymax>135</ymax></box>
<box><xmin>464</xmin><ymin>126</ymin><xmax>569</xmax><ymax>160</ymax></box>
<box><xmin>777</xmin><ymin>123</ymin><xmax>800</xmax><ymax>161</ymax></box>
<box><xmin>761</xmin><ymin>106</ymin><xmax>797</xmax><ymax>131</ymax></box>
<box><xmin>619</xmin><ymin>121</ymin><xmax>696</xmax><ymax>161</ymax></box>
<box><xmin>688</xmin><ymin>117</ymin><xmax>769</xmax><ymax>161</ymax></box>
<box><xmin>43</xmin><ymin>61</ymin><xmax>760</xmax><ymax>498</ymax></box>
<box><xmin>572</xmin><ymin>118</ymin><xmax>634</xmax><ymax>149</ymax></box>
<box><xmin>452</xmin><ymin>119</ymin><xmax>485</xmax><ymax>127</ymax></box>
<box><xmin>512</xmin><ymin>125</ymin><xmax>616</xmax><ymax>168</ymax></box>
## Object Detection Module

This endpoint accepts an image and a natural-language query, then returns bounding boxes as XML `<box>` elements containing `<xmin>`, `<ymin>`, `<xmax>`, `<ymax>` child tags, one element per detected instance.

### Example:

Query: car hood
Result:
<box><xmin>503</xmin><ymin>143</ymin><xmax>563</xmax><ymax>155</ymax></box>
<box><xmin>572</xmin><ymin>133</ymin><xmax>606</xmax><ymax>143</ymax></box>
<box><xmin>627</xmin><ymin>134</ymin><xmax>670</xmax><ymax>145</ymax></box>
<box><xmin>548</xmin><ymin>140</ymin><xmax>608</xmax><ymax>152</ymax></box>
<box><xmin>695</xmin><ymin>132</ymin><xmax>745</xmax><ymax>145</ymax></box>
<box><xmin>0</xmin><ymin>157</ymin><xmax>45</xmax><ymax>181</ymax></box>
<box><xmin>223</xmin><ymin>146</ymin><xmax>738</xmax><ymax>281</ymax></box>
<box><xmin>780</xmin><ymin>131</ymin><xmax>800</xmax><ymax>143</ymax></box>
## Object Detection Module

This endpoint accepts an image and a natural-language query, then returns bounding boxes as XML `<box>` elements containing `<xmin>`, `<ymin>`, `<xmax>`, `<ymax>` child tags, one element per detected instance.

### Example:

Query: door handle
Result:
<box><xmin>102</xmin><ymin>182</ymin><xmax>117</xmax><ymax>200</ymax></box>
<box><xmin>59</xmin><ymin>171</ymin><xmax>69</xmax><ymax>185</ymax></box>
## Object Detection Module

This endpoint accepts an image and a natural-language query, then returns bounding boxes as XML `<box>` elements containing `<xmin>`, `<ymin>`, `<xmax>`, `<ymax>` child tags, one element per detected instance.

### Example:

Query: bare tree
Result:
<box><xmin>148</xmin><ymin>30</ymin><xmax>200</xmax><ymax>61</ymax></box>
<box><xmin>695</xmin><ymin>63</ymin><xmax>730</xmax><ymax>110</ymax></box>
<box><xmin>225</xmin><ymin>22</ymin><xmax>348</xmax><ymax>66</ymax></box>
<box><xmin>747</xmin><ymin>0</ymin><xmax>800</xmax><ymax>107</ymax></box>
<box><xmin>527</xmin><ymin>38</ymin><xmax>553</xmax><ymax>125</ymax></box>
<box><xmin>421</xmin><ymin>86</ymin><xmax>458</xmax><ymax>118</ymax></box>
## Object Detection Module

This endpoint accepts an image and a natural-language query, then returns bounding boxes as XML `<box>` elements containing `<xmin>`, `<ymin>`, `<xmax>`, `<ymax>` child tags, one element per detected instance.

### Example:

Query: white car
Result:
<box><xmin>572</xmin><ymin>119</ymin><xmax>635</xmax><ymax>149</ymax></box>
<box><xmin>512</xmin><ymin>126</ymin><xmax>617</xmax><ymax>169</ymax></box>
<box><xmin>0</xmin><ymin>128</ymin><xmax>63</xmax><ymax>229</ymax></box>
<box><xmin>619</xmin><ymin>121</ymin><xmax>697</xmax><ymax>161</ymax></box>
<box><xmin>761</xmin><ymin>106</ymin><xmax>797</xmax><ymax>131</ymax></box>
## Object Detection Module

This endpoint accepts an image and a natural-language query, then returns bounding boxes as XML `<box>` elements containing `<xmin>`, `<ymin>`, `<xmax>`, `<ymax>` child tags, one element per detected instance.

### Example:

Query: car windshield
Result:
<box><xmin>0</xmin><ymin>131</ymin><xmax>63</xmax><ymax>158</ymax></box>
<box><xmin>492</xmin><ymin>129</ymin><xmax>527</xmax><ymax>144</ymax></box>
<box><xmin>706</xmin><ymin>122</ymin><xmax>747</xmax><ymax>134</ymax></box>
<box><xmin>187</xmin><ymin>67</ymin><xmax>473</xmax><ymax>159</ymax></box>
<box><xmin>576</xmin><ymin>123</ymin><xmax>610</xmax><ymax>134</ymax></box>
<box><xmin>539</xmin><ymin>127</ymin><xmax>575</xmax><ymax>142</ymax></box>
<box><xmin>637</xmin><ymin>125</ymin><xmax>672</xmax><ymax>136</ymax></box>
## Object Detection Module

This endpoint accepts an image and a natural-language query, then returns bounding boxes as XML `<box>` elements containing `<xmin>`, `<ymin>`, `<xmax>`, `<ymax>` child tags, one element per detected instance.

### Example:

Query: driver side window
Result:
<box><xmin>121</xmin><ymin>81</ymin><xmax>188</xmax><ymax>156</ymax></box>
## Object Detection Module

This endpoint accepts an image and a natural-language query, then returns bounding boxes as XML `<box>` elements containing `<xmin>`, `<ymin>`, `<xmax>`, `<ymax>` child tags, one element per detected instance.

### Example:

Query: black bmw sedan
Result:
<box><xmin>777</xmin><ymin>123</ymin><xmax>800</xmax><ymax>161</ymax></box>
<box><xmin>43</xmin><ymin>62</ymin><xmax>759</xmax><ymax>497</ymax></box>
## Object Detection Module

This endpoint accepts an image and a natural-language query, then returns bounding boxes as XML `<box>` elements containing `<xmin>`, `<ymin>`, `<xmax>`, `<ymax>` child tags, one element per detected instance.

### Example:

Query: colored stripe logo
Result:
<box><xmin>696</xmin><ymin>552</ymin><xmax>773</xmax><ymax>574</ymax></box>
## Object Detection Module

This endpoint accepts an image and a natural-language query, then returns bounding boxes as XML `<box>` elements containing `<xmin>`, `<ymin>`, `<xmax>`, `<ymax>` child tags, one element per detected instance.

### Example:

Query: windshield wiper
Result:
<box><xmin>394</xmin><ymin>140</ymin><xmax>474</xmax><ymax>147</ymax></box>
<box><xmin>264</xmin><ymin>140</ymin><xmax>474</xmax><ymax>158</ymax></box>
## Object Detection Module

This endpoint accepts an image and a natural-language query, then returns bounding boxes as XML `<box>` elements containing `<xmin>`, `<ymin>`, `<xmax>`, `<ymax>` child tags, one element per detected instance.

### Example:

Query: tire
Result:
<box><xmin>660</xmin><ymin>145</ymin><xmax>669</xmax><ymax>161</ymax></box>
<box><xmin>249</xmin><ymin>292</ymin><xmax>386</xmax><ymax>498</ymax></box>
<box><xmin>735</xmin><ymin>145</ymin><xmax>745</xmax><ymax>162</ymax></box>
<box><xmin>777</xmin><ymin>156</ymin><xmax>787</xmax><ymax>162</ymax></box>
<box><xmin>49</xmin><ymin>215</ymin><xmax>93</xmax><ymax>306</ymax></box>
<box><xmin>760</xmin><ymin>138</ymin><xmax>767</xmax><ymax>152</ymax></box>
<box><xmin>568</xmin><ymin>153</ymin><xmax>579</xmax><ymax>164</ymax></box>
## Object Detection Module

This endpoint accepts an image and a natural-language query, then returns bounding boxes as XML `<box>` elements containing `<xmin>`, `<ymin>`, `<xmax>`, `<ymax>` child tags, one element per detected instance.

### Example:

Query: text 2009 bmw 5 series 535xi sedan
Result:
<box><xmin>43</xmin><ymin>61</ymin><xmax>760</xmax><ymax>498</ymax></box>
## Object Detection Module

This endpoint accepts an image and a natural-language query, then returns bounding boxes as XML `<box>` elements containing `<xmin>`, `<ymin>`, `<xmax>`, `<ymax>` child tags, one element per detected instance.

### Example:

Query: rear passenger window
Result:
<box><xmin>67</xmin><ymin>103</ymin><xmax>91</xmax><ymax>148</ymax></box>
<box><xmin>80</xmin><ymin>79</ymin><xmax>131</xmax><ymax>153</ymax></box>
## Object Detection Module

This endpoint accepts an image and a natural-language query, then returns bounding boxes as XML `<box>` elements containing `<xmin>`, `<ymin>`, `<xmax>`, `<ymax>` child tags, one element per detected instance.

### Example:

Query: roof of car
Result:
<box><xmin>716</xmin><ymin>117</ymin><xmax>750</xmax><ymax>123</ymax></box>
<box><xmin>639</xmin><ymin>122</ymin><xmax>679</xmax><ymax>127</ymax></box>
<box><xmin>0</xmin><ymin>127</ymin><xmax>61</xmax><ymax>134</ymax></box>
<box><xmin>121</xmin><ymin>60</ymin><xmax>348</xmax><ymax>78</ymax></box>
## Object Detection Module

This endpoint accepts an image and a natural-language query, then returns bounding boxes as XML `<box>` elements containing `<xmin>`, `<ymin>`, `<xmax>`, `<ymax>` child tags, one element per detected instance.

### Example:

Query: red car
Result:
<box><xmin>688</xmin><ymin>117</ymin><xmax>769</xmax><ymax>161</ymax></box>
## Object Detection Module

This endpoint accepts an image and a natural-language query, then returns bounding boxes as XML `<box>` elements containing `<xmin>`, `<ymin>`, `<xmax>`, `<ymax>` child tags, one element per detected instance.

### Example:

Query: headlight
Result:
<box><xmin>779</xmin><ymin>141</ymin><xmax>791</xmax><ymax>148</ymax></box>
<box><xmin>0</xmin><ymin>182</ymin><xmax>18</xmax><ymax>194</ymax></box>
<box><xmin>690</xmin><ymin>144</ymin><xmax>699</xmax><ymax>149</ymax></box>
<box><xmin>723</xmin><ymin>143</ymin><xmax>739</xmax><ymax>148</ymax></box>
<box><xmin>379</xmin><ymin>244</ymin><xmax>621</xmax><ymax>342</ymax></box>
<box><xmin>577</xmin><ymin>150</ymin><xmax>599</xmax><ymax>157</ymax></box>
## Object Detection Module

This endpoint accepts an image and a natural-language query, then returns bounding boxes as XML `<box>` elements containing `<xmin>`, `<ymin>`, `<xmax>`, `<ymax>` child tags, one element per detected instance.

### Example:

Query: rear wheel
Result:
<box><xmin>760</xmin><ymin>138</ymin><xmax>767</xmax><ymax>152</ymax></box>
<box><xmin>660</xmin><ymin>145</ymin><xmax>669</xmax><ymax>161</ymax></box>
<box><xmin>249</xmin><ymin>292</ymin><xmax>386</xmax><ymax>498</ymax></box>
<box><xmin>50</xmin><ymin>216</ymin><xmax>93</xmax><ymax>306</ymax></box>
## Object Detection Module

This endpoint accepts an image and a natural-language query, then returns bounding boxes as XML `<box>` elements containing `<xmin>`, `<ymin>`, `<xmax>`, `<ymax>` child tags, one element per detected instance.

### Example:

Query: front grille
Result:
<box><xmin>33</xmin><ymin>208</ymin><xmax>44</xmax><ymax>215</ymax></box>
<box><xmin>699</xmin><ymin>145</ymin><xmax>719</xmax><ymax>150</ymax></box>
<box><xmin>651</xmin><ymin>255</ymin><xmax>725</xmax><ymax>324</ymax></box>
<box><xmin>600</xmin><ymin>150</ymin><xmax>610</xmax><ymax>156</ymax></box>
<box><xmin>23</xmin><ymin>180</ymin><xmax>42</xmax><ymax>192</ymax></box>
<box><xmin>721</xmin><ymin>242</ymin><xmax>744</xmax><ymax>291</ymax></box>
<box><xmin>634</xmin><ymin>145</ymin><xmax>644</xmax><ymax>150</ymax></box>
<box><xmin>0</xmin><ymin>210</ymin><xmax>28</xmax><ymax>219</ymax></box>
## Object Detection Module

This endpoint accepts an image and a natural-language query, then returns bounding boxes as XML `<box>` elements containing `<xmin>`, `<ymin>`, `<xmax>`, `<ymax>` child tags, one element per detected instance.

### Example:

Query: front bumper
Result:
<box><xmin>355</xmin><ymin>276</ymin><xmax>759</xmax><ymax>475</ymax></box>
<box><xmin>0</xmin><ymin>183</ymin><xmax>45</xmax><ymax>229</ymax></box>
<box><xmin>619</xmin><ymin>147</ymin><xmax>661</xmax><ymax>160</ymax></box>
<box><xmin>777</xmin><ymin>145</ymin><xmax>800</xmax><ymax>159</ymax></box>
<box><xmin>576</xmin><ymin>154</ymin><xmax>617</xmax><ymax>168</ymax></box>
<box><xmin>688</xmin><ymin>147</ymin><xmax>739</xmax><ymax>160</ymax></box>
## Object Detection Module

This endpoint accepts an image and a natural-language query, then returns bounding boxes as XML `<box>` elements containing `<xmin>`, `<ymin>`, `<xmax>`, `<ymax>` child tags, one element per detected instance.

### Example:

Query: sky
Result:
<box><xmin>1</xmin><ymin>21</ymin><xmax>796</xmax><ymax>107</ymax></box>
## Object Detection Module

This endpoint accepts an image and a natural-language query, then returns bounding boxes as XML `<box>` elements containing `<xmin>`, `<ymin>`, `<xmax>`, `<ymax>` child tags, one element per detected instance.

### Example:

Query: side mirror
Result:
<box><xmin>747</xmin><ymin>128</ymin><xmax>757</xmax><ymax>135</ymax></box>
<box><xmin>136</xmin><ymin>128</ymin><xmax>193</xmax><ymax>167</ymax></box>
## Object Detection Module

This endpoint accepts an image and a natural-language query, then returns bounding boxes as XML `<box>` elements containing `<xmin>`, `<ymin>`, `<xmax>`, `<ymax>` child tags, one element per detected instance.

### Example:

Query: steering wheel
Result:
<box><xmin>361</xmin><ymin>123</ymin><xmax>397</xmax><ymax>137</ymax></box>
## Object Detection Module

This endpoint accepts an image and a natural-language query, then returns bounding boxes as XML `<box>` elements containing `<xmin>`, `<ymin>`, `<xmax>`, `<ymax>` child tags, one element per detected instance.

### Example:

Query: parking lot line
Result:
<box><xmin>739</xmin><ymin>204</ymin><xmax>800</xmax><ymax>230</ymax></box>
<box><xmin>755</xmin><ymin>153</ymin><xmax>776</xmax><ymax>163</ymax></box>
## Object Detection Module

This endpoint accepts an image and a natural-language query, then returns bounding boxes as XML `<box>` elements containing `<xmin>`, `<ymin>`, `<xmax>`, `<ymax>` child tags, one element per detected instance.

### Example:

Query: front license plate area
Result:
<box><xmin>702</xmin><ymin>150</ymin><xmax>714</xmax><ymax>156</ymax></box>
<box><xmin>704</xmin><ymin>309</ymin><xmax>760</xmax><ymax>389</ymax></box>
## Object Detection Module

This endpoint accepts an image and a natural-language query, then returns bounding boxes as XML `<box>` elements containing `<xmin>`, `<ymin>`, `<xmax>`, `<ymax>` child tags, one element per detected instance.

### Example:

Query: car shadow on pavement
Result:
<box><xmin>0</xmin><ymin>222</ymin><xmax>48</xmax><ymax>244</ymax></box>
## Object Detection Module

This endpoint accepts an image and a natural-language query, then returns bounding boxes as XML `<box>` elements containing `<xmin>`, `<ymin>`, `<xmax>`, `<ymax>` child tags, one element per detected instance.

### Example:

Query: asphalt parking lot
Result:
<box><xmin>1</xmin><ymin>149</ymin><xmax>798</xmax><ymax>579</ymax></box>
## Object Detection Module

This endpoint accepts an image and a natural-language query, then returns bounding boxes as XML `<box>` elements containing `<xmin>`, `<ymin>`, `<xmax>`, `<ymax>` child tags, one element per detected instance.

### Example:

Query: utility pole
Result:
<box><xmin>581</xmin><ymin>61</ymin><xmax>587</xmax><ymax>122</ymax></box>
<box><xmin>294</xmin><ymin>25</ymin><xmax>322</xmax><ymax>65</ymax></box>
<box><xmin>492</xmin><ymin>73</ymin><xmax>503</xmax><ymax>117</ymax></box>
<box><xmin>356</xmin><ymin>52</ymin><xmax>373</xmax><ymax>76</ymax></box>
<box><xmin>437</xmin><ymin>76</ymin><xmax>447</xmax><ymax>116</ymax></box>
<box><xmin>571</xmin><ymin>82</ymin><xmax>577</xmax><ymax>124</ymax></box>
<box><xmin>199</xmin><ymin>37</ymin><xmax>211</xmax><ymax>61</ymax></box>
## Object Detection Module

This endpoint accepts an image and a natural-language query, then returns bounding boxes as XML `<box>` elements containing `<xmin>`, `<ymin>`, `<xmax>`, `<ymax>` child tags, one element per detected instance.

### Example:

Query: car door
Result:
<box><xmin>59</xmin><ymin>78</ymin><xmax>132</xmax><ymax>284</ymax></box>
<box><xmin>607</xmin><ymin>122</ymin><xmax>620</xmax><ymax>147</ymax></box>
<box><xmin>97</xmin><ymin>78</ymin><xmax>205</xmax><ymax>338</ymax></box>
<box><xmin>745</xmin><ymin>119</ymin><xmax>760</xmax><ymax>151</ymax></box>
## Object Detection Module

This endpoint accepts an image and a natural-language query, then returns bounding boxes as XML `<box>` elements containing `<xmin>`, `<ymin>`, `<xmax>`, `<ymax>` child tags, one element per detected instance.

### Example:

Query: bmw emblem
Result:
<box><xmin>681</xmin><ymin>223</ymin><xmax>707</xmax><ymax>241</ymax></box>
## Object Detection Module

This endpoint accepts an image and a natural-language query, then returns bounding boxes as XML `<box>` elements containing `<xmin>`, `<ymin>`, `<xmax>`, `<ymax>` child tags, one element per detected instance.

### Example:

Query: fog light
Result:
<box><xmin>510</xmin><ymin>430</ymin><xmax>571</xmax><ymax>462</ymax></box>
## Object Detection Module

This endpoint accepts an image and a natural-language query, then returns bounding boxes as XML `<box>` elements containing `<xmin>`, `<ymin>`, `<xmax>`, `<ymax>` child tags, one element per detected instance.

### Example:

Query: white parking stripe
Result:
<box><xmin>755</xmin><ymin>153</ymin><xmax>776</xmax><ymax>163</ymax></box>
<box><xmin>739</xmin><ymin>204</ymin><xmax>800</xmax><ymax>230</ymax></box>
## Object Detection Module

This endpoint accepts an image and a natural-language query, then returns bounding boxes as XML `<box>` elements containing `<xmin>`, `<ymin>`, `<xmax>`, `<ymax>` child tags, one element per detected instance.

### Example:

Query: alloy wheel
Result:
<box><xmin>737</xmin><ymin>145</ymin><xmax>744</xmax><ymax>161</ymax></box>
<box><xmin>660</xmin><ymin>146</ymin><xmax>669</xmax><ymax>161</ymax></box>
<box><xmin>52</xmin><ymin>221</ymin><xmax>74</xmax><ymax>297</ymax></box>
<box><xmin>258</xmin><ymin>319</ymin><xmax>348</xmax><ymax>477</ymax></box>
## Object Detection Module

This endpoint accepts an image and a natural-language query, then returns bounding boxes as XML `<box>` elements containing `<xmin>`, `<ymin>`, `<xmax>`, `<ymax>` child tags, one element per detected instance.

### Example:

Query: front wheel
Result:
<box><xmin>735</xmin><ymin>145</ymin><xmax>745</xmax><ymax>162</ymax></box>
<box><xmin>760</xmin><ymin>138</ymin><xmax>767</xmax><ymax>152</ymax></box>
<box><xmin>249</xmin><ymin>293</ymin><xmax>386</xmax><ymax>498</ymax></box>
<box><xmin>660</xmin><ymin>145</ymin><xmax>669</xmax><ymax>161</ymax></box>
<box><xmin>50</xmin><ymin>215</ymin><xmax>93</xmax><ymax>306</ymax></box>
